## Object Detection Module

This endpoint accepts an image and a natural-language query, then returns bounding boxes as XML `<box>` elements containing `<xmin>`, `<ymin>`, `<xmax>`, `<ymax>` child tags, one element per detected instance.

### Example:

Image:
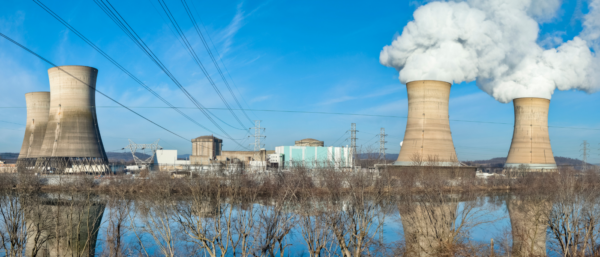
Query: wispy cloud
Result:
<box><xmin>316</xmin><ymin>85</ymin><xmax>402</xmax><ymax>106</ymax></box>
<box><xmin>249</xmin><ymin>95</ymin><xmax>272</xmax><ymax>104</ymax></box>
<box><xmin>217</xmin><ymin>3</ymin><xmax>247</xmax><ymax>58</ymax></box>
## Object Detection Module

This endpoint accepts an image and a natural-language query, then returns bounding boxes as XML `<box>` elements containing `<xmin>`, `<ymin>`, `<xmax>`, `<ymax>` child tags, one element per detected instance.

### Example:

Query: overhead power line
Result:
<box><xmin>0</xmin><ymin>32</ymin><xmax>189</xmax><ymax>141</ymax></box>
<box><xmin>155</xmin><ymin>0</ymin><xmax>251</xmax><ymax>129</ymax></box>
<box><xmin>32</xmin><ymin>0</ymin><xmax>221</xmax><ymax>137</ymax></box>
<box><xmin>179</xmin><ymin>0</ymin><xmax>254</xmax><ymax>124</ymax></box>
<box><xmin>91</xmin><ymin>0</ymin><xmax>250</xmax><ymax>149</ymax></box>
<box><xmin>187</xmin><ymin>0</ymin><xmax>258</xmax><ymax>120</ymax></box>
<box><xmin>3</xmin><ymin>105</ymin><xmax>599</xmax><ymax>131</ymax></box>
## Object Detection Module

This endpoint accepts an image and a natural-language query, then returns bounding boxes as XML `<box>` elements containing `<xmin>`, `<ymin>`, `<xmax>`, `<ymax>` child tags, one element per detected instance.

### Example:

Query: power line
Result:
<box><xmin>16</xmin><ymin>105</ymin><xmax>600</xmax><ymax>132</ymax></box>
<box><xmin>187</xmin><ymin>0</ymin><xmax>258</xmax><ymax>121</ymax></box>
<box><xmin>0</xmin><ymin>32</ymin><xmax>189</xmax><ymax>141</ymax></box>
<box><xmin>330</xmin><ymin>131</ymin><xmax>348</xmax><ymax>146</ymax></box>
<box><xmin>155</xmin><ymin>0</ymin><xmax>251</xmax><ymax>129</ymax></box>
<box><xmin>0</xmin><ymin>120</ymin><xmax>24</xmax><ymax>126</ymax></box>
<box><xmin>4</xmin><ymin>104</ymin><xmax>600</xmax><ymax>132</ymax></box>
<box><xmin>32</xmin><ymin>0</ymin><xmax>221</xmax><ymax>138</ymax></box>
<box><xmin>179</xmin><ymin>0</ymin><xmax>254</xmax><ymax>124</ymax></box>
<box><xmin>91</xmin><ymin>0</ymin><xmax>250</xmax><ymax>149</ymax></box>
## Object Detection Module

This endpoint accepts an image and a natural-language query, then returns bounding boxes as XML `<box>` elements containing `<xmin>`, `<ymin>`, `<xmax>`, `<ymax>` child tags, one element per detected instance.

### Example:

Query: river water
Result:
<box><xmin>0</xmin><ymin>191</ymin><xmax>593</xmax><ymax>256</ymax></box>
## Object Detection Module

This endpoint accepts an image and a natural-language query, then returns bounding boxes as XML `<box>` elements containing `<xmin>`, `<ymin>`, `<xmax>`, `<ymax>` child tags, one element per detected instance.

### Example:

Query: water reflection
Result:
<box><xmin>2</xmin><ymin>190</ymin><xmax>600</xmax><ymax>256</ymax></box>
<box><xmin>507</xmin><ymin>194</ymin><xmax>550</xmax><ymax>257</ymax></box>
<box><xmin>398</xmin><ymin>197</ymin><xmax>458</xmax><ymax>256</ymax></box>
<box><xmin>23</xmin><ymin>194</ymin><xmax>105</xmax><ymax>257</ymax></box>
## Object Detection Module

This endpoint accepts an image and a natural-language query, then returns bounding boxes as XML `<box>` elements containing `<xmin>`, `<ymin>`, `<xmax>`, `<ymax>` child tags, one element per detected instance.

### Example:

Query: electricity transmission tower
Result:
<box><xmin>349</xmin><ymin>123</ymin><xmax>358</xmax><ymax>165</ymax></box>
<box><xmin>249</xmin><ymin>120</ymin><xmax>266</xmax><ymax>151</ymax></box>
<box><xmin>379</xmin><ymin>128</ymin><xmax>387</xmax><ymax>163</ymax></box>
<box><xmin>125</xmin><ymin>139</ymin><xmax>161</xmax><ymax>168</ymax></box>
<box><xmin>581</xmin><ymin>140</ymin><xmax>590</xmax><ymax>171</ymax></box>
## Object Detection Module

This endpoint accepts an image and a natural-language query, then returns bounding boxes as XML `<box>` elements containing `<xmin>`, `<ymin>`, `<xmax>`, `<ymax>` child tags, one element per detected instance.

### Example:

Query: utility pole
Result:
<box><xmin>249</xmin><ymin>120</ymin><xmax>266</xmax><ymax>151</ymax></box>
<box><xmin>349</xmin><ymin>123</ymin><xmax>358</xmax><ymax>166</ymax></box>
<box><xmin>379</xmin><ymin>128</ymin><xmax>387</xmax><ymax>163</ymax></box>
<box><xmin>581</xmin><ymin>140</ymin><xmax>590</xmax><ymax>171</ymax></box>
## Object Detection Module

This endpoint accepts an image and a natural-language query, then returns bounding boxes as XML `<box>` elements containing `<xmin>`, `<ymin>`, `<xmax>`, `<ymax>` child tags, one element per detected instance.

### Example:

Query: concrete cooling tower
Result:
<box><xmin>505</xmin><ymin>98</ymin><xmax>557</xmax><ymax>171</ymax></box>
<box><xmin>35</xmin><ymin>65</ymin><xmax>108</xmax><ymax>173</ymax></box>
<box><xmin>395</xmin><ymin>80</ymin><xmax>459</xmax><ymax>166</ymax></box>
<box><xmin>17</xmin><ymin>92</ymin><xmax>50</xmax><ymax>170</ymax></box>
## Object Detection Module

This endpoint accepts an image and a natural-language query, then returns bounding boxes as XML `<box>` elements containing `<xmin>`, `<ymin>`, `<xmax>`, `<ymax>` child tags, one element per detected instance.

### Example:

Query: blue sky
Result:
<box><xmin>0</xmin><ymin>0</ymin><xmax>598</xmax><ymax>163</ymax></box>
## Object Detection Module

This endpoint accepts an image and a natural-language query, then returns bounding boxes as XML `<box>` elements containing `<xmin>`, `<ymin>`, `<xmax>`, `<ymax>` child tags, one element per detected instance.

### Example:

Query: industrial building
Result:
<box><xmin>395</xmin><ymin>80</ymin><xmax>459</xmax><ymax>166</ymax></box>
<box><xmin>154</xmin><ymin>149</ymin><xmax>190</xmax><ymax>171</ymax></box>
<box><xmin>505</xmin><ymin>98</ymin><xmax>557</xmax><ymax>170</ymax></box>
<box><xmin>273</xmin><ymin>138</ymin><xmax>353</xmax><ymax>169</ymax></box>
<box><xmin>189</xmin><ymin>135</ymin><xmax>268</xmax><ymax>166</ymax></box>
<box><xmin>17</xmin><ymin>92</ymin><xmax>51</xmax><ymax>170</ymax></box>
<box><xmin>22</xmin><ymin>65</ymin><xmax>109</xmax><ymax>174</ymax></box>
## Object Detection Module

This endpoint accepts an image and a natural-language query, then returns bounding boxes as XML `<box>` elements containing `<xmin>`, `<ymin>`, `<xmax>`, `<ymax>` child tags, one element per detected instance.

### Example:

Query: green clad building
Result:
<box><xmin>274</xmin><ymin>145</ymin><xmax>353</xmax><ymax>169</ymax></box>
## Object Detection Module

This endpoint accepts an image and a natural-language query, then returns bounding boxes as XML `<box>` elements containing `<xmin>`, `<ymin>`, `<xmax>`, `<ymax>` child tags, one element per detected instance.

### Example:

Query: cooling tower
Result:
<box><xmin>36</xmin><ymin>65</ymin><xmax>108</xmax><ymax>173</ymax></box>
<box><xmin>17</xmin><ymin>92</ymin><xmax>50</xmax><ymax>170</ymax></box>
<box><xmin>394</xmin><ymin>80</ymin><xmax>459</xmax><ymax>166</ymax></box>
<box><xmin>505</xmin><ymin>98</ymin><xmax>557</xmax><ymax>170</ymax></box>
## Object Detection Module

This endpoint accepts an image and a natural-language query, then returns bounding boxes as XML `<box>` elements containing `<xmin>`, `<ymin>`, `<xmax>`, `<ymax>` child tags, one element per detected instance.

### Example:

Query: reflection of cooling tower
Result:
<box><xmin>398</xmin><ymin>201</ymin><xmax>458</xmax><ymax>256</ymax></box>
<box><xmin>36</xmin><ymin>66</ymin><xmax>108</xmax><ymax>173</ymax></box>
<box><xmin>505</xmin><ymin>98</ymin><xmax>557</xmax><ymax>170</ymax></box>
<box><xmin>395</xmin><ymin>80</ymin><xmax>458</xmax><ymax>166</ymax></box>
<box><xmin>17</xmin><ymin>92</ymin><xmax>51</xmax><ymax>169</ymax></box>
<box><xmin>507</xmin><ymin>197</ymin><xmax>550</xmax><ymax>257</ymax></box>
<box><xmin>25</xmin><ymin>198</ymin><xmax>106</xmax><ymax>257</ymax></box>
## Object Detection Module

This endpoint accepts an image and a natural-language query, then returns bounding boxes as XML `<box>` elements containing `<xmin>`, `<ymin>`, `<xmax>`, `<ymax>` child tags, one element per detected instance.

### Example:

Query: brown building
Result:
<box><xmin>190</xmin><ymin>135</ymin><xmax>269</xmax><ymax>166</ymax></box>
<box><xmin>294</xmin><ymin>138</ymin><xmax>324</xmax><ymax>147</ymax></box>
<box><xmin>190</xmin><ymin>135</ymin><xmax>222</xmax><ymax>164</ymax></box>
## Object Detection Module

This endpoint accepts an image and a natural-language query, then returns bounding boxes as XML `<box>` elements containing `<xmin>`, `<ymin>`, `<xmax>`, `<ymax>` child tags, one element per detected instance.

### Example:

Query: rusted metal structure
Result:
<box><xmin>505</xmin><ymin>98</ymin><xmax>557</xmax><ymax>170</ymax></box>
<box><xmin>35</xmin><ymin>65</ymin><xmax>108</xmax><ymax>173</ymax></box>
<box><xmin>17</xmin><ymin>92</ymin><xmax>50</xmax><ymax>171</ymax></box>
<box><xmin>394</xmin><ymin>80</ymin><xmax>459</xmax><ymax>166</ymax></box>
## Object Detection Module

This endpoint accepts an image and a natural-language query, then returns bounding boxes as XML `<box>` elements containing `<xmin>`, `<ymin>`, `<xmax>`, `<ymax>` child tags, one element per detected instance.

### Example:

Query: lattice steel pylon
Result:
<box><xmin>379</xmin><ymin>128</ymin><xmax>387</xmax><ymax>163</ymax></box>
<box><xmin>249</xmin><ymin>120</ymin><xmax>266</xmax><ymax>151</ymax></box>
<box><xmin>126</xmin><ymin>139</ymin><xmax>161</xmax><ymax>168</ymax></box>
<box><xmin>581</xmin><ymin>140</ymin><xmax>590</xmax><ymax>171</ymax></box>
<box><xmin>349</xmin><ymin>123</ymin><xmax>358</xmax><ymax>165</ymax></box>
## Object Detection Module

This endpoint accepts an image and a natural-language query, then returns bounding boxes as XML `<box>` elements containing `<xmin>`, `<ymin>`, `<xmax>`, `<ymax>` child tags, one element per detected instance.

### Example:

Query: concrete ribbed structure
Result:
<box><xmin>17</xmin><ymin>92</ymin><xmax>50</xmax><ymax>169</ymax></box>
<box><xmin>36</xmin><ymin>65</ymin><xmax>108</xmax><ymax>173</ymax></box>
<box><xmin>507</xmin><ymin>196</ymin><xmax>550</xmax><ymax>257</ymax></box>
<box><xmin>25</xmin><ymin>197</ymin><xmax>105</xmax><ymax>257</ymax></box>
<box><xmin>395</xmin><ymin>80</ymin><xmax>459</xmax><ymax>166</ymax></box>
<box><xmin>505</xmin><ymin>98</ymin><xmax>557</xmax><ymax>170</ymax></box>
<box><xmin>398</xmin><ymin>201</ymin><xmax>458</xmax><ymax>256</ymax></box>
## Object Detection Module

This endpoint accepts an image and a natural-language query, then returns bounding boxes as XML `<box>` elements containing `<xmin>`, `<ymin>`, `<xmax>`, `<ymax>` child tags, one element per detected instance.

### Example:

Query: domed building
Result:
<box><xmin>294</xmin><ymin>138</ymin><xmax>324</xmax><ymax>147</ymax></box>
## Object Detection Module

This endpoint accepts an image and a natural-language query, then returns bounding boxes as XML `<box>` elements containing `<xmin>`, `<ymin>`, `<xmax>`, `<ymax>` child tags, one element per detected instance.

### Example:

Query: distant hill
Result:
<box><xmin>106</xmin><ymin>152</ymin><xmax>151</xmax><ymax>162</ymax></box>
<box><xmin>357</xmin><ymin>153</ymin><xmax>397</xmax><ymax>161</ymax></box>
<box><xmin>1</xmin><ymin>152</ymin><xmax>152</xmax><ymax>163</ymax></box>
<box><xmin>464</xmin><ymin>156</ymin><xmax>594</xmax><ymax>169</ymax></box>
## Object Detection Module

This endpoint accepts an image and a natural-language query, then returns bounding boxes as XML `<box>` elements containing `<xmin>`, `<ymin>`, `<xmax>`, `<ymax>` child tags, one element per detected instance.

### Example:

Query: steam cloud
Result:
<box><xmin>380</xmin><ymin>0</ymin><xmax>600</xmax><ymax>103</ymax></box>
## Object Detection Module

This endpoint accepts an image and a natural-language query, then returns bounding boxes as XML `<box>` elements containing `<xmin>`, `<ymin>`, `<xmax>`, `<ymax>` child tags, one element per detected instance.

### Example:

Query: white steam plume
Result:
<box><xmin>380</xmin><ymin>0</ymin><xmax>600</xmax><ymax>103</ymax></box>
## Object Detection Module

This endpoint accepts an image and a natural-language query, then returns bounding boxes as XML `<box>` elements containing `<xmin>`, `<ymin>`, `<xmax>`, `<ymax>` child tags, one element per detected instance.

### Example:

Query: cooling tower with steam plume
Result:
<box><xmin>380</xmin><ymin>0</ymin><xmax>600</xmax><ymax>103</ymax></box>
<box><xmin>17</xmin><ymin>92</ymin><xmax>51</xmax><ymax>170</ymax></box>
<box><xmin>395</xmin><ymin>80</ymin><xmax>459</xmax><ymax>166</ymax></box>
<box><xmin>505</xmin><ymin>98</ymin><xmax>557</xmax><ymax>170</ymax></box>
<box><xmin>35</xmin><ymin>65</ymin><xmax>108</xmax><ymax>173</ymax></box>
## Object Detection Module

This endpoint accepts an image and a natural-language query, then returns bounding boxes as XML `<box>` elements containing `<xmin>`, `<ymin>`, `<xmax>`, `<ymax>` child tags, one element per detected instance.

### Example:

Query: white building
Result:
<box><xmin>154</xmin><ymin>150</ymin><xmax>190</xmax><ymax>171</ymax></box>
